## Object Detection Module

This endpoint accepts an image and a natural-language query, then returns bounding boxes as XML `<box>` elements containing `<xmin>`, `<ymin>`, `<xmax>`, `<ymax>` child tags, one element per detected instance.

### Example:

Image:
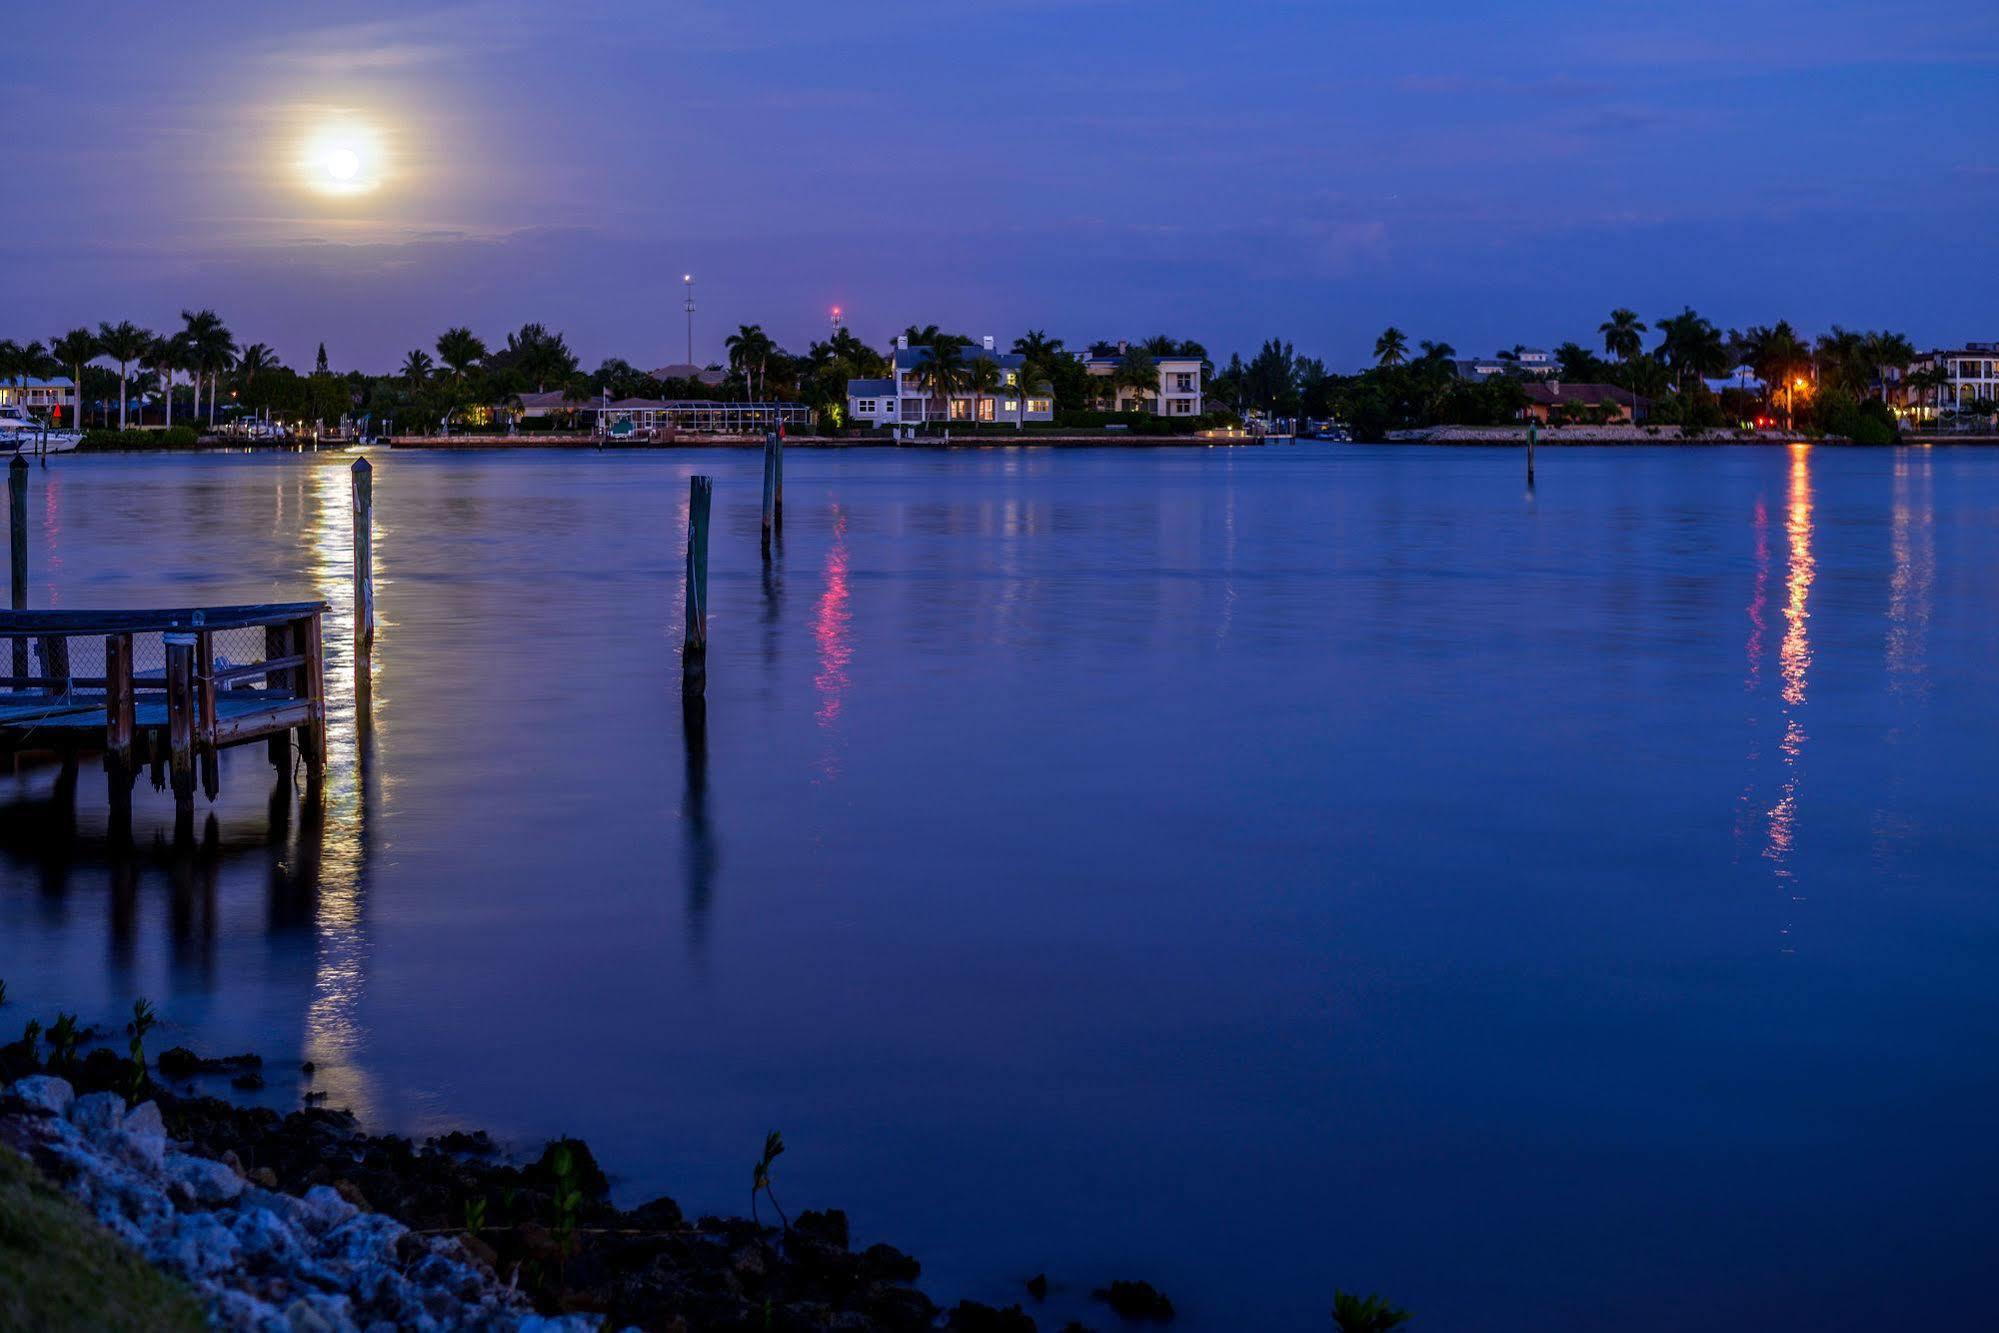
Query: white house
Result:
<box><xmin>847</xmin><ymin>335</ymin><xmax>1056</xmax><ymax>428</ymax></box>
<box><xmin>1081</xmin><ymin>343</ymin><xmax>1205</xmax><ymax>416</ymax></box>
<box><xmin>0</xmin><ymin>376</ymin><xmax>78</xmax><ymax>423</ymax></box>
<box><xmin>1910</xmin><ymin>342</ymin><xmax>1999</xmax><ymax>419</ymax></box>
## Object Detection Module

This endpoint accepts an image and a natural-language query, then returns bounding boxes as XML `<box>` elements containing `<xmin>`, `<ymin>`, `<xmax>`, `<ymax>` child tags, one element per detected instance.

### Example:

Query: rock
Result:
<box><xmin>862</xmin><ymin>1242</ymin><xmax>922</xmax><ymax>1283</ymax></box>
<box><xmin>123</xmin><ymin>1099</ymin><xmax>166</xmax><ymax>1140</ymax></box>
<box><xmin>795</xmin><ymin>1207</ymin><xmax>850</xmax><ymax>1250</ymax></box>
<box><xmin>627</xmin><ymin>1194</ymin><xmax>684</xmax><ymax>1231</ymax></box>
<box><xmin>300</xmin><ymin>1061</ymin><xmax>316</xmax><ymax>1076</ymax></box>
<box><xmin>332</xmin><ymin>1178</ymin><xmax>371</xmax><ymax>1212</ymax></box>
<box><xmin>295</xmin><ymin>1184</ymin><xmax>358</xmax><ymax>1232</ymax></box>
<box><xmin>69</xmin><ymin>1090</ymin><xmax>125</xmax><ymax>1140</ymax></box>
<box><xmin>166</xmin><ymin>1151</ymin><xmax>248</xmax><ymax>1205</ymax></box>
<box><xmin>231</xmin><ymin>1207</ymin><xmax>307</xmax><ymax>1267</ymax></box>
<box><xmin>161</xmin><ymin>1209</ymin><xmax>244</xmax><ymax>1277</ymax></box>
<box><xmin>233</xmin><ymin>1070</ymin><xmax>267</xmax><ymax>1091</ymax></box>
<box><xmin>1026</xmin><ymin>1273</ymin><xmax>1049</xmax><ymax>1301</ymax></box>
<box><xmin>1091</xmin><ymin>1280</ymin><xmax>1175</xmax><ymax>1322</ymax></box>
<box><xmin>947</xmin><ymin>1301</ymin><xmax>1038</xmax><ymax>1333</ymax></box>
<box><xmin>533</xmin><ymin>1136</ymin><xmax>609</xmax><ymax>1199</ymax></box>
<box><xmin>4</xmin><ymin>1074</ymin><xmax>75</xmax><ymax>1115</ymax></box>
<box><xmin>252</xmin><ymin>1167</ymin><xmax>280</xmax><ymax>1190</ymax></box>
<box><xmin>157</xmin><ymin>1046</ymin><xmax>203</xmax><ymax>1078</ymax></box>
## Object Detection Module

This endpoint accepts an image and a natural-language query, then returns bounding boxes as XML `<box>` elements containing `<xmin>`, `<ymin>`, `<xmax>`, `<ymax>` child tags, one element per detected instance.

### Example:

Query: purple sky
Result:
<box><xmin>6</xmin><ymin>1</ymin><xmax>1996</xmax><ymax>373</ymax></box>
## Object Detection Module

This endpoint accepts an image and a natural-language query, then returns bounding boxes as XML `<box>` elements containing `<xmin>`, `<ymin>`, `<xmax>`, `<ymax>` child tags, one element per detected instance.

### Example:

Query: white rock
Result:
<box><xmin>295</xmin><ymin>1184</ymin><xmax>357</xmax><ymax>1232</ymax></box>
<box><xmin>166</xmin><ymin>1151</ymin><xmax>247</xmax><ymax>1205</ymax></box>
<box><xmin>160</xmin><ymin>1209</ymin><xmax>243</xmax><ymax>1277</ymax></box>
<box><xmin>123</xmin><ymin>1099</ymin><xmax>166</xmax><ymax>1139</ymax></box>
<box><xmin>5</xmin><ymin>1074</ymin><xmax>76</xmax><ymax>1115</ymax></box>
<box><xmin>213</xmin><ymin>1287</ymin><xmax>286</xmax><ymax>1332</ymax></box>
<box><xmin>69</xmin><ymin>1090</ymin><xmax>125</xmax><ymax>1140</ymax></box>
<box><xmin>231</xmin><ymin>1206</ymin><xmax>307</xmax><ymax>1266</ymax></box>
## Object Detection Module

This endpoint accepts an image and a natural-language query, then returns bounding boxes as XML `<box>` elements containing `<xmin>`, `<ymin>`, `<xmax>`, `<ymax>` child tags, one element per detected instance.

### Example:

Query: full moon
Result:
<box><xmin>296</xmin><ymin>115</ymin><xmax>387</xmax><ymax>197</ymax></box>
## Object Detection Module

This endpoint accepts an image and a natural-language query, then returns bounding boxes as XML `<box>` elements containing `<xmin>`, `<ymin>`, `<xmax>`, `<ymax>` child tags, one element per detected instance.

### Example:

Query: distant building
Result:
<box><xmin>1909</xmin><ymin>343</ymin><xmax>1999</xmax><ymax>418</ymax></box>
<box><xmin>847</xmin><ymin>335</ymin><xmax>1055</xmax><ymax>427</ymax></box>
<box><xmin>649</xmin><ymin>363</ymin><xmax>729</xmax><ymax>388</ymax></box>
<box><xmin>1519</xmin><ymin>381</ymin><xmax>1647</xmax><ymax>423</ymax></box>
<box><xmin>1080</xmin><ymin>342</ymin><xmax>1205</xmax><ymax>416</ymax></box>
<box><xmin>0</xmin><ymin>376</ymin><xmax>78</xmax><ymax>423</ymax></box>
<box><xmin>1454</xmin><ymin>350</ymin><xmax>1558</xmax><ymax>380</ymax></box>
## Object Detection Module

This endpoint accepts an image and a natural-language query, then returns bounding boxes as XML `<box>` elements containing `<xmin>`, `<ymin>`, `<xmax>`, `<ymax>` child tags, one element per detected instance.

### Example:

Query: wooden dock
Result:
<box><xmin>0</xmin><ymin>603</ymin><xmax>329</xmax><ymax>832</ymax></box>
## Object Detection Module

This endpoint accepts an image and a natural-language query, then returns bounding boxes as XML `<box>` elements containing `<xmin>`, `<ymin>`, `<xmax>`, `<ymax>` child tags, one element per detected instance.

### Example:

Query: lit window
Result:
<box><xmin>1028</xmin><ymin>398</ymin><xmax>1051</xmax><ymax>413</ymax></box>
<box><xmin>978</xmin><ymin>398</ymin><xmax>995</xmax><ymax>421</ymax></box>
<box><xmin>1002</xmin><ymin>400</ymin><xmax>1019</xmax><ymax>413</ymax></box>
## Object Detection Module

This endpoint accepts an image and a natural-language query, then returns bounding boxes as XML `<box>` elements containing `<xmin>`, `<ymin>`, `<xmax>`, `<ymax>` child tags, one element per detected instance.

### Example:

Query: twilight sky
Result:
<box><xmin>6</xmin><ymin>0</ymin><xmax>1995</xmax><ymax>373</ymax></box>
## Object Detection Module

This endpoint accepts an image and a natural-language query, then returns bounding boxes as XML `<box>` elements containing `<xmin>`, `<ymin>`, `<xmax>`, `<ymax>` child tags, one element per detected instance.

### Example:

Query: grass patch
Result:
<box><xmin>0</xmin><ymin>1145</ymin><xmax>205</xmax><ymax>1332</ymax></box>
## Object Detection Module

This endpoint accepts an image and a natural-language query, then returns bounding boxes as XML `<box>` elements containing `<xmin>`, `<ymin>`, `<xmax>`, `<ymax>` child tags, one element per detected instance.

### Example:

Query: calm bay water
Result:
<box><xmin>4</xmin><ymin>444</ymin><xmax>1998</xmax><ymax>1330</ymax></box>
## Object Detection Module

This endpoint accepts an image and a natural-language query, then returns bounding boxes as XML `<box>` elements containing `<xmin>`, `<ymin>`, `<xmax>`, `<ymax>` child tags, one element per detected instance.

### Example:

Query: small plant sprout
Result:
<box><xmin>124</xmin><ymin>999</ymin><xmax>158</xmax><ymax>1105</ymax></box>
<box><xmin>1332</xmin><ymin>1290</ymin><xmax>1413</xmax><ymax>1332</ymax></box>
<box><xmin>463</xmin><ymin>1195</ymin><xmax>488</xmax><ymax>1239</ymax></box>
<box><xmin>47</xmin><ymin>1014</ymin><xmax>80</xmax><ymax>1073</ymax></box>
<box><xmin>750</xmin><ymin>1130</ymin><xmax>789</xmax><ymax>1232</ymax></box>
<box><xmin>20</xmin><ymin>1018</ymin><xmax>42</xmax><ymax>1065</ymax></box>
<box><xmin>548</xmin><ymin>1142</ymin><xmax>582</xmax><ymax>1262</ymax></box>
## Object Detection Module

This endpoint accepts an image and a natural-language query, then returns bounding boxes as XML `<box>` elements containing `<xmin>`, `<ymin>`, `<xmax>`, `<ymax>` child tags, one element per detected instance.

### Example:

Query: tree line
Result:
<box><xmin>2</xmin><ymin>307</ymin><xmax>1966</xmax><ymax>442</ymax></box>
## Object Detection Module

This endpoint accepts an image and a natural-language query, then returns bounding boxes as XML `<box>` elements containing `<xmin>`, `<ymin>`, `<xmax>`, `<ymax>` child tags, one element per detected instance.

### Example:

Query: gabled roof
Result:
<box><xmin>2</xmin><ymin>377</ymin><xmax>75</xmax><ymax>388</ymax></box>
<box><xmin>649</xmin><ymin>363</ymin><xmax>728</xmax><ymax>385</ymax></box>
<box><xmin>1081</xmin><ymin>354</ymin><xmax>1200</xmax><ymax>368</ymax></box>
<box><xmin>892</xmin><ymin>347</ymin><xmax>1025</xmax><ymax>372</ymax></box>
<box><xmin>1521</xmin><ymin>382</ymin><xmax>1647</xmax><ymax>407</ymax></box>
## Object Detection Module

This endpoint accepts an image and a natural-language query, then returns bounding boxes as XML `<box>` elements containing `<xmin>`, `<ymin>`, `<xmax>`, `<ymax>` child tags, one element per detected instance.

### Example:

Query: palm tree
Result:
<box><xmin>1599</xmin><ymin>308</ymin><xmax>1646</xmax><ymax>364</ymax></box>
<box><xmin>1653</xmin><ymin>307</ymin><xmax>1727</xmax><ymax>396</ymax></box>
<box><xmin>179</xmin><ymin>309</ymin><xmax>236</xmax><ymax>425</ymax></box>
<box><xmin>1010</xmin><ymin>329</ymin><xmax>1062</xmax><ymax>363</ymax></box>
<box><xmin>236</xmin><ymin>343</ymin><xmax>278</xmax><ymax>417</ymax></box>
<box><xmin>724</xmin><ymin>324</ymin><xmax>775</xmax><ymax>402</ymax></box>
<box><xmin>1114</xmin><ymin>348</ymin><xmax>1158</xmax><ymax>412</ymax></box>
<box><xmin>144</xmin><ymin>335</ymin><xmax>183</xmax><ymax>428</ymax></box>
<box><xmin>399</xmin><ymin>349</ymin><xmax>435</xmax><ymax>389</ymax></box>
<box><xmin>1373</xmin><ymin>327</ymin><xmax>1408</xmax><ymax>368</ymax></box>
<box><xmin>95</xmin><ymin>321</ymin><xmax>152</xmax><ymax>430</ymax></box>
<box><xmin>435</xmin><ymin>327</ymin><xmax>487</xmax><ymax>381</ymax></box>
<box><xmin>1862</xmin><ymin>331</ymin><xmax>1915</xmax><ymax>404</ymax></box>
<box><xmin>912</xmin><ymin>339</ymin><xmax>967</xmax><ymax>425</ymax></box>
<box><xmin>48</xmin><ymin>329</ymin><xmax>97</xmax><ymax>430</ymax></box>
<box><xmin>966</xmin><ymin>354</ymin><xmax>1001</xmax><ymax>426</ymax></box>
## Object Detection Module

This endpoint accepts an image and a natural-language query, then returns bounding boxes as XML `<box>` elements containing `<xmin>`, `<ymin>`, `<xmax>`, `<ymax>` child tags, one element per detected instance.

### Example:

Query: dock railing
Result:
<box><xmin>0</xmin><ymin>602</ymin><xmax>328</xmax><ymax>827</ymax></box>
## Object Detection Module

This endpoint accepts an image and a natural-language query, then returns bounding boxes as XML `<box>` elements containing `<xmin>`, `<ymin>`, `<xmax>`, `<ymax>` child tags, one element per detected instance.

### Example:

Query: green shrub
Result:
<box><xmin>82</xmin><ymin>426</ymin><xmax>200</xmax><ymax>450</ymax></box>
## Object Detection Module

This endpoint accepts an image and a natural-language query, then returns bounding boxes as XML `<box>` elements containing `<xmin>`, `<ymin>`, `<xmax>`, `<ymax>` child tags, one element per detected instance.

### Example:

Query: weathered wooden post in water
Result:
<box><xmin>684</xmin><ymin>475</ymin><xmax>712</xmax><ymax>695</ymax></box>
<box><xmin>773</xmin><ymin>428</ymin><xmax>784</xmax><ymax>530</ymax></box>
<box><xmin>164</xmin><ymin>631</ymin><xmax>197</xmax><ymax>828</ymax></box>
<box><xmin>1527</xmin><ymin>419</ymin><xmax>1538</xmax><ymax>490</ymax></box>
<box><xmin>8</xmin><ymin>456</ymin><xmax>25</xmax><ymax>679</ymax></box>
<box><xmin>760</xmin><ymin>432</ymin><xmax>777</xmax><ymax>559</ymax></box>
<box><xmin>351</xmin><ymin>457</ymin><xmax>375</xmax><ymax>715</ymax></box>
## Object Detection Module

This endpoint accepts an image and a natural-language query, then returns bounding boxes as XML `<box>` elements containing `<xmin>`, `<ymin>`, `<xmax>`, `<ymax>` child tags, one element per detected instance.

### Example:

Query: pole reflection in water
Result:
<box><xmin>1763</xmin><ymin>445</ymin><xmax>1814</xmax><ymax>946</ymax></box>
<box><xmin>813</xmin><ymin>504</ymin><xmax>854</xmax><ymax>779</ymax></box>
<box><xmin>680</xmin><ymin>690</ymin><xmax>716</xmax><ymax>956</ymax></box>
<box><xmin>299</xmin><ymin>456</ymin><xmax>379</xmax><ymax>1120</ymax></box>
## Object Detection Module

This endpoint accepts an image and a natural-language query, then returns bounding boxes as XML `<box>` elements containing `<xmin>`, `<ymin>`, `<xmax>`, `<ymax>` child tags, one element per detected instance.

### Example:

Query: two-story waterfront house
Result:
<box><xmin>0</xmin><ymin>376</ymin><xmax>78</xmax><ymax>424</ymax></box>
<box><xmin>1908</xmin><ymin>343</ymin><xmax>1999</xmax><ymax>421</ymax></box>
<box><xmin>1080</xmin><ymin>343</ymin><xmax>1205</xmax><ymax>417</ymax></box>
<box><xmin>847</xmin><ymin>336</ymin><xmax>1056</xmax><ymax>428</ymax></box>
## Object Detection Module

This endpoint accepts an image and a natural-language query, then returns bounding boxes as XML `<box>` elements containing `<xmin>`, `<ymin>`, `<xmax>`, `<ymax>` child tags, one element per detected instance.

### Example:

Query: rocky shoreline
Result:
<box><xmin>0</xmin><ymin>1014</ymin><xmax>1151</xmax><ymax>1331</ymax></box>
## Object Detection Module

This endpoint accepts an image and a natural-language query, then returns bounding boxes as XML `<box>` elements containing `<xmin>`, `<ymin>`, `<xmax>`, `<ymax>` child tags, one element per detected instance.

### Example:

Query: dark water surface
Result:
<box><xmin>4</xmin><ymin>444</ymin><xmax>1998</xmax><ymax>1330</ymax></box>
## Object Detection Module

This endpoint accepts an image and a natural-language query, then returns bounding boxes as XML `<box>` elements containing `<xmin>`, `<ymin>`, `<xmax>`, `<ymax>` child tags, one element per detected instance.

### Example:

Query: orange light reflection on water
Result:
<box><xmin>1763</xmin><ymin>444</ymin><xmax>1813</xmax><ymax>895</ymax></box>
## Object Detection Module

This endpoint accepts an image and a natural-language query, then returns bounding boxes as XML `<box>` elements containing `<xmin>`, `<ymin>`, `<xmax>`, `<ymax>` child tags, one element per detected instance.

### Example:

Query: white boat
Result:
<box><xmin>0</xmin><ymin>407</ymin><xmax>83</xmax><ymax>454</ymax></box>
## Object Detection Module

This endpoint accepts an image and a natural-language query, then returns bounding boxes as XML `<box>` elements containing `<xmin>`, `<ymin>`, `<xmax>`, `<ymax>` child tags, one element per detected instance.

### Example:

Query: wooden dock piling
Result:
<box><xmin>684</xmin><ymin>475</ymin><xmax>712</xmax><ymax>695</ymax></box>
<box><xmin>1526</xmin><ymin>420</ymin><xmax>1537</xmax><ymax>490</ymax></box>
<box><xmin>760</xmin><ymin>433</ymin><xmax>777</xmax><ymax>559</ymax></box>
<box><xmin>165</xmin><ymin>632</ymin><xmax>197</xmax><ymax>825</ymax></box>
<box><xmin>773</xmin><ymin>429</ymin><xmax>784</xmax><ymax>530</ymax></box>
<box><xmin>104</xmin><ymin>632</ymin><xmax>135</xmax><ymax>830</ymax></box>
<box><xmin>352</xmin><ymin>457</ymin><xmax>375</xmax><ymax>712</ymax></box>
<box><xmin>8</xmin><ymin>456</ymin><xmax>25</xmax><ymax>680</ymax></box>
